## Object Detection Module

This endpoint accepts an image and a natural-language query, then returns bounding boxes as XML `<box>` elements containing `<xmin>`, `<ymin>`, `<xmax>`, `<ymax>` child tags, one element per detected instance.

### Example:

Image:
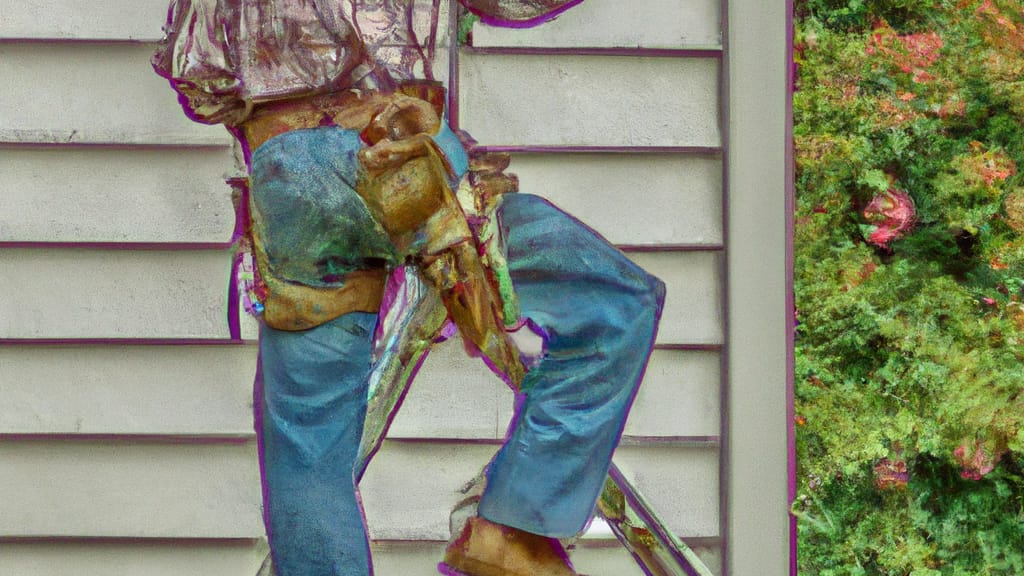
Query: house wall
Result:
<box><xmin>0</xmin><ymin>1</ymin><xmax>790</xmax><ymax>573</ymax></box>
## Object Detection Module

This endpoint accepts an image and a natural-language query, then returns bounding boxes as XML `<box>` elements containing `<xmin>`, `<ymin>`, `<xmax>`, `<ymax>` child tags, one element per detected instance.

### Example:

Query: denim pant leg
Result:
<box><xmin>477</xmin><ymin>193</ymin><xmax>666</xmax><ymax>538</ymax></box>
<box><xmin>255</xmin><ymin>312</ymin><xmax>378</xmax><ymax>576</ymax></box>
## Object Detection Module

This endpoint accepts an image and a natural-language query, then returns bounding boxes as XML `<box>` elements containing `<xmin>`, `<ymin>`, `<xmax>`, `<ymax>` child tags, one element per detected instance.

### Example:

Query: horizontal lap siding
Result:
<box><xmin>0</xmin><ymin>20</ymin><xmax>257</xmax><ymax>574</ymax></box>
<box><xmin>0</xmin><ymin>541</ymin><xmax>269</xmax><ymax>576</ymax></box>
<box><xmin>2</xmin><ymin>1</ymin><xmax>725</xmax><ymax>573</ymax></box>
<box><xmin>0</xmin><ymin>345</ymin><xmax>257</xmax><ymax>436</ymax></box>
<box><xmin>0</xmin><ymin>0</ymin><xmax>168</xmax><ymax>40</ymax></box>
<box><xmin>0</xmin><ymin>147</ymin><xmax>236</xmax><ymax>243</ymax></box>
<box><xmin>0</xmin><ymin>440</ymin><xmax>264</xmax><ymax>538</ymax></box>
<box><xmin>633</xmin><ymin>251</ymin><xmax>724</xmax><ymax>345</ymax></box>
<box><xmin>0</xmin><ymin>0</ymin><xmax>721</xmax><ymax>48</ymax></box>
<box><xmin>0</xmin><ymin>249</ymin><xmax>233</xmax><ymax>339</ymax></box>
<box><xmin>624</xmin><ymin>350</ymin><xmax>721</xmax><ymax>438</ymax></box>
<box><xmin>0</xmin><ymin>43</ymin><xmax>230</xmax><ymax>146</ymax></box>
<box><xmin>510</xmin><ymin>153</ymin><xmax>723</xmax><ymax>246</ymax></box>
<box><xmin>470</xmin><ymin>0</ymin><xmax>721</xmax><ymax>48</ymax></box>
<box><xmin>459</xmin><ymin>54</ymin><xmax>720</xmax><ymax>148</ymax></box>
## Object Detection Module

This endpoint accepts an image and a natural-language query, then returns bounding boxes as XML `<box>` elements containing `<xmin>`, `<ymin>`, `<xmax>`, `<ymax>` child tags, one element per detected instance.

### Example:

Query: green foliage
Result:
<box><xmin>796</xmin><ymin>0</ymin><xmax>948</xmax><ymax>32</ymax></box>
<box><xmin>458</xmin><ymin>12</ymin><xmax>480</xmax><ymax>45</ymax></box>
<box><xmin>794</xmin><ymin>1</ymin><xmax>1024</xmax><ymax>572</ymax></box>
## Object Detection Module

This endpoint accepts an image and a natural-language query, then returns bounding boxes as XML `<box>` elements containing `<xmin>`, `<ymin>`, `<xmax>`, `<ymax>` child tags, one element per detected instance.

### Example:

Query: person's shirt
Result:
<box><xmin>152</xmin><ymin>0</ymin><xmax>582</xmax><ymax>126</ymax></box>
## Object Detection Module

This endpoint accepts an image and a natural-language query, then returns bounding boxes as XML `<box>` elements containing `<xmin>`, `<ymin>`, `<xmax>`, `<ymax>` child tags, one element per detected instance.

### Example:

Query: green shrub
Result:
<box><xmin>794</xmin><ymin>1</ymin><xmax>1024</xmax><ymax>572</ymax></box>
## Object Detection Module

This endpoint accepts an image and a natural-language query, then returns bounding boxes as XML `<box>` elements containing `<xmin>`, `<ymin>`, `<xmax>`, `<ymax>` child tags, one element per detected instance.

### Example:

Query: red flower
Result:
<box><xmin>863</xmin><ymin>187</ymin><xmax>917</xmax><ymax>247</ymax></box>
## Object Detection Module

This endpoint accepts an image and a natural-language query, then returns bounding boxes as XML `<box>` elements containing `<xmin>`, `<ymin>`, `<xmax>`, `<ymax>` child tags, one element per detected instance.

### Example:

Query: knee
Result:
<box><xmin>646</xmin><ymin>272</ymin><xmax>667</xmax><ymax>317</ymax></box>
<box><xmin>619</xmin><ymin>267</ymin><xmax>666</xmax><ymax>326</ymax></box>
<box><xmin>638</xmin><ymin>269</ymin><xmax>666</xmax><ymax>307</ymax></box>
<box><xmin>606</xmin><ymin>269</ymin><xmax>665</xmax><ymax>349</ymax></box>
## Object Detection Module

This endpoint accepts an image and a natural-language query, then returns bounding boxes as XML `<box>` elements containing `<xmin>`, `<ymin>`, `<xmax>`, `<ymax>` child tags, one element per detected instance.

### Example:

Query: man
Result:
<box><xmin>154</xmin><ymin>2</ymin><xmax>664</xmax><ymax>574</ymax></box>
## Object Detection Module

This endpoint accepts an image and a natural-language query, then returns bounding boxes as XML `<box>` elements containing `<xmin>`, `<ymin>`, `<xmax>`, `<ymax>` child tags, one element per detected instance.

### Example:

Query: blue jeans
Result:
<box><xmin>253</xmin><ymin>128</ymin><xmax>665</xmax><ymax>576</ymax></box>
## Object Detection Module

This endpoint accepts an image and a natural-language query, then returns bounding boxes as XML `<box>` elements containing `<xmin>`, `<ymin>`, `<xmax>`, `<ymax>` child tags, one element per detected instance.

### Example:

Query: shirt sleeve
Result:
<box><xmin>457</xmin><ymin>0</ymin><xmax>583</xmax><ymax>28</ymax></box>
<box><xmin>152</xmin><ymin>0</ymin><xmax>247</xmax><ymax>126</ymax></box>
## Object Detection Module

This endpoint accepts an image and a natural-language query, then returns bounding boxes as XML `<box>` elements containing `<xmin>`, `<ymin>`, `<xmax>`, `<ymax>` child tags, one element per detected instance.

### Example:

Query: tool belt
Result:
<box><xmin>232</xmin><ymin>84</ymin><xmax>525</xmax><ymax>385</ymax></box>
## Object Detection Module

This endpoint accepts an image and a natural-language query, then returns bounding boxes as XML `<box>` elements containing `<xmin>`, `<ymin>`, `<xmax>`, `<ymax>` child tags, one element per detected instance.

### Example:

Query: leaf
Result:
<box><xmin>859</xmin><ymin>168</ymin><xmax>892</xmax><ymax>192</ymax></box>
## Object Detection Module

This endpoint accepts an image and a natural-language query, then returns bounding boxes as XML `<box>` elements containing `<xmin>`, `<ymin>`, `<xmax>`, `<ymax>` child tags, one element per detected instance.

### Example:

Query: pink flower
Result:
<box><xmin>867</xmin><ymin>226</ymin><xmax>900</xmax><ymax>246</ymax></box>
<box><xmin>863</xmin><ymin>187</ymin><xmax>916</xmax><ymax>247</ymax></box>
<box><xmin>953</xmin><ymin>440</ymin><xmax>1004</xmax><ymax>480</ymax></box>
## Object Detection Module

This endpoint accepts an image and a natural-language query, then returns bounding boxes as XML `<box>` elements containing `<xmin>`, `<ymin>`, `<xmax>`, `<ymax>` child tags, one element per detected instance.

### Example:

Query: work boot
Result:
<box><xmin>439</xmin><ymin>516</ymin><xmax>580</xmax><ymax>576</ymax></box>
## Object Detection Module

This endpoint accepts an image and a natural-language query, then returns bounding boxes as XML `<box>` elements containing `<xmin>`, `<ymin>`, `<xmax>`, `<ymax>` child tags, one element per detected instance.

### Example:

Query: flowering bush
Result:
<box><xmin>794</xmin><ymin>1</ymin><xmax>1024</xmax><ymax>573</ymax></box>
